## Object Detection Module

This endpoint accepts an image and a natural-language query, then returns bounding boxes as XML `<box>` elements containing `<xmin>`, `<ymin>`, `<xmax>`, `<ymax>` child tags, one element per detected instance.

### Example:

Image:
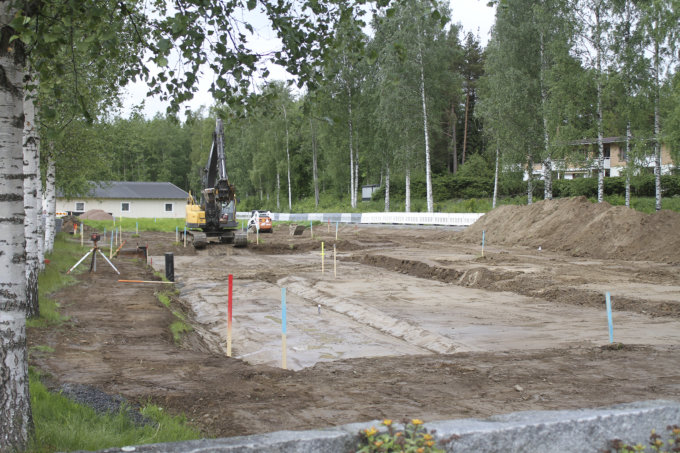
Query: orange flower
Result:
<box><xmin>426</xmin><ymin>440</ymin><xmax>435</xmax><ymax>447</ymax></box>
<box><xmin>423</xmin><ymin>433</ymin><xmax>433</xmax><ymax>440</ymax></box>
<box><xmin>374</xmin><ymin>440</ymin><xmax>384</xmax><ymax>447</ymax></box>
<box><xmin>417</xmin><ymin>448</ymin><xmax>424</xmax><ymax>453</ymax></box>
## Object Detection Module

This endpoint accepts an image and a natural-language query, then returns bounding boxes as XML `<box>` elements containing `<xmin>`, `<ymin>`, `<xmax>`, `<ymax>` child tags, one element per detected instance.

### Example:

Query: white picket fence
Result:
<box><xmin>236</xmin><ymin>211</ymin><xmax>483</xmax><ymax>226</ymax></box>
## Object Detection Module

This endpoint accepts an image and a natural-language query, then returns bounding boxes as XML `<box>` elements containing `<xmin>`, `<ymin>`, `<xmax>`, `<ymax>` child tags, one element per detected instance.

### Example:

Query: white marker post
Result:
<box><xmin>606</xmin><ymin>292</ymin><xmax>614</xmax><ymax>343</ymax></box>
<box><xmin>227</xmin><ymin>274</ymin><xmax>233</xmax><ymax>357</ymax></box>
<box><xmin>333</xmin><ymin>244</ymin><xmax>337</xmax><ymax>278</ymax></box>
<box><xmin>335</xmin><ymin>222</ymin><xmax>338</xmax><ymax>240</ymax></box>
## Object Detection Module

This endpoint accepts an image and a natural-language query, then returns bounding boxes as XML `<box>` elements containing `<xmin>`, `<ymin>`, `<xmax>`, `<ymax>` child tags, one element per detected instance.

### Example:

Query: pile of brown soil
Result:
<box><xmin>460</xmin><ymin>196</ymin><xmax>680</xmax><ymax>263</ymax></box>
<box><xmin>80</xmin><ymin>209</ymin><xmax>114</xmax><ymax>221</ymax></box>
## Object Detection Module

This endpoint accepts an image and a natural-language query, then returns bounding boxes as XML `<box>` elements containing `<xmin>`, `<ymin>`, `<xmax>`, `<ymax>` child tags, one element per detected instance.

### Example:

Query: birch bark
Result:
<box><xmin>0</xmin><ymin>3</ymin><xmax>33</xmax><ymax>446</ymax></box>
<box><xmin>23</xmin><ymin>86</ymin><xmax>40</xmax><ymax>318</ymax></box>
<box><xmin>384</xmin><ymin>164</ymin><xmax>390</xmax><ymax>212</ymax></box>
<box><xmin>43</xmin><ymin>150</ymin><xmax>57</xmax><ymax>254</ymax></box>
<box><xmin>418</xmin><ymin>45</ymin><xmax>433</xmax><ymax>213</ymax></box>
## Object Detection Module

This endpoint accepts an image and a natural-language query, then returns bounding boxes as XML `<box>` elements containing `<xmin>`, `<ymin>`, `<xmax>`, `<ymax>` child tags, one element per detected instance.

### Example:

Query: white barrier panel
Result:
<box><xmin>361</xmin><ymin>212</ymin><xmax>484</xmax><ymax>226</ymax></box>
<box><xmin>236</xmin><ymin>212</ymin><xmax>250</xmax><ymax>220</ymax></box>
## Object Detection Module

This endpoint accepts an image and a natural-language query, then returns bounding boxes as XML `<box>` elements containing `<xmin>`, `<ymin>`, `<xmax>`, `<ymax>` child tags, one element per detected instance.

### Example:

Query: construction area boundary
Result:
<box><xmin>95</xmin><ymin>400</ymin><xmax>680</xmax><ymax>453</ymax></box>
<box><xmin>236</xmin><ymin>211</ymin><xmax>484</xmax><ymax>226</ymax></box>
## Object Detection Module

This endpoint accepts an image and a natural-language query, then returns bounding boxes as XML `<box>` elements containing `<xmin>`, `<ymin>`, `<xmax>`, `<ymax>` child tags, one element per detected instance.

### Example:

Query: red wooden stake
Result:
<box><xmin>227</xmin><ymin>274</ymin><xmax>233</xmax><ymax>356</ymax></box>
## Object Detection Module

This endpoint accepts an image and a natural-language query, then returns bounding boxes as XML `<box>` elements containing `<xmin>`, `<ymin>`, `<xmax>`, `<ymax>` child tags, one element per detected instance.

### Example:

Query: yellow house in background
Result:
<box><xmin>57</xmin><ymin>181</ymin><xmax>189</xmax><ymax>219</ymax></box>
<box><xmin>527</xmin><ymin>137</ymin><xmax>675</xmax><ymax>180</ymax></box>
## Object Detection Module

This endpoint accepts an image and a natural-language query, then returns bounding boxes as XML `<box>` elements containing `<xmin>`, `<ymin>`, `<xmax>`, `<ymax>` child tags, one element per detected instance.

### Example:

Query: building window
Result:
<box><xmin>121</xmin><ymin>202</ymin><xmax>130</xmax><ymax>212</ymax></box>
<box><xmin>164</xmin><ymin>203</ymin><xmax>173</xmax><ymax>212</ymax></box>
<box><xmin>75</xmin><ymin>202</ymin><xmax>85</xmax><ymax>211</ymax></box>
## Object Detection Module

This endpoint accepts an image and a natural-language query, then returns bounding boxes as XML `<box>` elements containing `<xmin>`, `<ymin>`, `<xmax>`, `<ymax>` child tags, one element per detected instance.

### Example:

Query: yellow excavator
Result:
<box><xmin>185</xmin><ymin>119</ymin><xmax>247</xmax><ymax>249</ymax></box>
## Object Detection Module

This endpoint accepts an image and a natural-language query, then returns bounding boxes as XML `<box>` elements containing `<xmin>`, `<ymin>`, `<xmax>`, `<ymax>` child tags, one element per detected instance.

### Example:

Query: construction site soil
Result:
<box><xmin>28</xmin><ymin>197</ymin><xmax>680</xmax><ymax>440</ymax></box>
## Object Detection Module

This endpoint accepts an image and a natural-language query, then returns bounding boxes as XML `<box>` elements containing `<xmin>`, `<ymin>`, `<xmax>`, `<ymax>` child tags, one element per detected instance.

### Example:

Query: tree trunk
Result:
<box><xmin>527</xmin><ymin>152</ymin><xmax>534</xmax><ymax>205</ymax></box>
<box><xmin>354</xmin><ymin>135</ymin><xmax>359</xmax><ymax>208</ymax></box>
<box><xmin>405</xmin><ymin>165</ymin><xmax>411</xmax><ymax>213</ymax></box>
<box><xmin>539</xmin><ymin>31</ymin><xmax>552</xmax><ymax>200</ymax></box>
<box><xmin>595</xmin><ymin>6</ymin><xmax>605</xmax><ymax>203</ymax></box>
<box><xmin>625</xmin><ymin>122</ymin><xmax>631</xmax><ymax>208</ymax></box>
<box><xmin>450</xmin><ymin>104</ymin><xmax>458</xmax><ymax>174</ymax></box>
<box><xmin>276</xmin><ymin>171</ymin><xmax>280</xmax><ymax>210</ymax></box>
<box><xmin>310</xmin><ymin>118</ymin><xmax>319</xmax><ymax>208</ymax></box>
<box><xmin>43</xmin><ymin>150</ymin><xmax>57</xmax><ymax>255</ymax></box>
<box><xmin>418</xmin><ymin>46</ymin><xmax>433</xmax><ymax>213</ymax></box>
<box><xmin>462</xmin><ymin>91</ymin><xmax>469</xmax><ymax>165</ymax></box>
<box><xmin>653</xmin><ymin>35</ymin><xmax>661</xmax><ymax>212</ymax></box>
<box><xmin>0</xmin><ymin>6</ymin><xmax>33</xmax><ymax>445</ymax></box>
<box><xmin>347</xmin><ymin>85</ymin><xmax>356</xmax><ymax>209</ymax></box>
<box><xmin>283</xmin><ymin>105</ymin><xmax>292</xmax><ymax>212</ymax></box>
<box><xmin>384</xmin><ymin>164</ymin><xmax>390</xmax><ymax>212</ymax></box>
<box><xmin>493</xmin><ymin>145</ymin><xmax>500</xmax><ymax>209</ymax></box>
<box><xmin>23</xmin><ymin>85</ymin><xmax>40</xmax><ymax>318</ymax></box>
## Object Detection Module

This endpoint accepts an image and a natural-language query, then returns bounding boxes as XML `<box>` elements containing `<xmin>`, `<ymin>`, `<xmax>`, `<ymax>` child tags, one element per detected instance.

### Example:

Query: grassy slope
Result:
<box><xmin>28</xmin><ymin>234</ymin><xmax>202</xmax><ymax>451</ymax></box>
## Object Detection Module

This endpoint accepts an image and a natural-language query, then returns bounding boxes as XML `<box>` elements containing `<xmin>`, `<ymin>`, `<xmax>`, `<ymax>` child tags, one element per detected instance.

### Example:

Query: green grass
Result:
<box><xmin>156</xmin><ymin>292</ymin><xmax>171</xmax><ymax>308</ymax></box>
<box><xmin>81</xmin><ymin>217</ymin><xmax>186</xmax><ymax>233</ymax></box>
<box><xmin>29</xmin><ymin>369</ymin><xmax>201</xmax><ymax>452</ymax></box>
<box><xmin>590</xmin><ymin>194</ymin><xmax>680</xmax><ymax>213</ymax></box>
<box><xmin>169</xmin><ymin>320</ymin><xmax>193</xmax><ymax>344</ymax></box>
<box><xmin>28</xmin><ymin>234</ymin><xmax>86</xmax><ymax>327</ymax></box>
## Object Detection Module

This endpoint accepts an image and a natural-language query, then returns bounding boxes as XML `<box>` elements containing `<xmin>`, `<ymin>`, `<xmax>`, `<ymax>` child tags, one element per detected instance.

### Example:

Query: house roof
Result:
<box><xmin>60</xmin><ymin>181</ymin><xmax>189</xmax><ymax>200</ymax></box>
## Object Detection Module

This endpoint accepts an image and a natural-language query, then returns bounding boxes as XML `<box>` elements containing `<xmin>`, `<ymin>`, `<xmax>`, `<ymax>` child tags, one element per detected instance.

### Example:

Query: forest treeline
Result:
<box><xmin>50</xmin><ymin>0</ymin><xmax>680</xmax><ymax>213</ymax></box>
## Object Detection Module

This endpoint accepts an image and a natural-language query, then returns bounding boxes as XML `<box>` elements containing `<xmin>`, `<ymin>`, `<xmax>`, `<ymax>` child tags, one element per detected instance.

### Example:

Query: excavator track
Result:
<box><xmin>234</xmin><ymin>231</ymin><xmax>248</xmax><ymax>248</ymax></box>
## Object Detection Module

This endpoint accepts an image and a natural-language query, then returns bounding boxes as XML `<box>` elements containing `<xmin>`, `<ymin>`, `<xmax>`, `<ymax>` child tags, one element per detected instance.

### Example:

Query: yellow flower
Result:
<box><xmin>365</xmin><ymin>427</ymin><xmax>377</xmax><ymax>437</ymax></box>
<box><xmin>383</xmin><ymin>419</ymin><xmax>393</xmax><ymax>426</ymax></box>
<box><xmin>423</xmin><ymin>434</ymin><xmax>433</xmax><ymax>440</ymax></box>
<box><xmin>411</xmin><ymin>419</ymin><xmax>424</xmax><ymax>425</ymax></box>
<box><xmin>395</xmin><ymin>432</ymin><xmax>403</xmax><ymax>437</ymax></box>
<box><xmin>374</xmin><ymin>440</ymin><xmax>384</xmax><ymax>447</ymax></box>
<box><xmin>426</xmin><ymin>440</ymin><xmax>435</xmax><ymax>447</ymax></box>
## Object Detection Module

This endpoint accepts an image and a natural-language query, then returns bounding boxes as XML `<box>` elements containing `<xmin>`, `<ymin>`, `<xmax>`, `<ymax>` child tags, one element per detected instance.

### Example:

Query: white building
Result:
<box><xmin>57</xmin><ymin>181</ymin><xmax>189</xmax><ymax>219</ymax></box>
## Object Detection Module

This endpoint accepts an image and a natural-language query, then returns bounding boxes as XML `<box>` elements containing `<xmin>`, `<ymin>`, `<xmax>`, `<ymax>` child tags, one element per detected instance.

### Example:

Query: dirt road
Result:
<box><xmin>28</xmin><ymin>213</ymin><xmax>680</xmax><ymax>439</ymax></box>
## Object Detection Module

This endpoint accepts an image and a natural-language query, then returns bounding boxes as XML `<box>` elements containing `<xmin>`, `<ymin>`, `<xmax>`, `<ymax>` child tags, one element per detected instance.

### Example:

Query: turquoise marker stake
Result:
<box><xmin>482</xmin><ymin>230</ymin><xmax>486</xmax><ymax>256</ymax></box>
<box><xmin>104</xmin><ymin>227</ymin><xmax>107</xmax><ymax>241</ymax></box>
<box><xmin>109</xmin><ymin>229</ymin><xmax>114</xmax><ymax>259</ymax></box>
<box><xmin>281</xmin><ymin>288</ymin><xmax>287</xmax><ymax>370</ymax></box>
<box><xmin>310</xmin><ymin>221</ymin><xmax>313</xmax><ymax>238</ymax></box>
<box><xmin>606</xmin><ymin>292</ymin><xmax>614</xmax><ymax>343</ymax></box>
<box><xmin>136</xmin><ymin>222</ymin><xmax>138</xmax><ymax>235</ymax></box>
<box><xmin>175</xmin><ymin>226</ymin><xmax>179</xmax><ymax>242</ymax></box>
<box><xmin>335</xmin><ymin>222</ymin><xmax>338</xmax><ymax>240</ymax></box>
<box><xmin>154</xmin><ymin>217</ymin><xmax>157</xmax><ymax>223</ymax></box>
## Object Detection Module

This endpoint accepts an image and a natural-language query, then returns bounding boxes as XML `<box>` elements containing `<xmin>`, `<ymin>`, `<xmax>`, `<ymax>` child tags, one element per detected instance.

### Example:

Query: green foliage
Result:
<box><xmin>156</xmin><ymin>293</ymin><xmax>171</xmax><ymax>308</ymax></box>
<box><xmin>355</xmin><ymin>419</ymin><xmax>444</xmax><ymax>453</ymax></box>
<box><xmin>29</xmin><ymin>369</ymin><xmax>201</xmax><ymax>452</ymax></box>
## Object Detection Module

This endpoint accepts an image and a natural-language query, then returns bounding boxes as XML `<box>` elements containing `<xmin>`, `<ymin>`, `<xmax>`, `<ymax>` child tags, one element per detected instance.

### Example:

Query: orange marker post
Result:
<box><xmin>227</xmin><ymin>274</ymin><xmax>233</xmax><ymax>357</ymax></box>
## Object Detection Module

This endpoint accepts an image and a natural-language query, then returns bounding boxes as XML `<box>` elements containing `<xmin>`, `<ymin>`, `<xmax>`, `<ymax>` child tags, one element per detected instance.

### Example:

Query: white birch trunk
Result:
<box><xmin>23</xmin><ymin>86</ymin><xmax>40</xmax><ymax>318</ymax></box>
<box><xmin>310</xmin><ymin>118</ymin><xmax>319</xmax><ymax>208</ymax></box>
<box><xmin>540</xmin><ymin>31</ymin><xmax>553</xmax><ymax>200</ymax></box>
<box><xmin>384</xmin><ymin>164</ymin><xmax>390</xmax><ymax>212</ymax></box>
<box><xmin>405</xmin><ymin>165</ymin><xmax>411</xmax><ymax>213</ymax></box>
<box><xmin>354</xmin><ymin>145</ymin><xmax>359</xmax><ymax>209</ymax></box>
<box><xmin>0</xmin><ymin>7</ymin><xmax>33</xmax><ymax>445</ymax></box>
<box><xmin>347</xmin><ymin>85</ymin><xmax>355</xmax><ymax>208</ymax></box>
<box><xmin>283</xmin><ymin>105</ymin><xmax>292</xmax><ymax>212</ymax></box>
<box><xmin>625</xmin><ymin>122</ymin><xmax>631</xmax><ymax>208</ymax></box>
<box><xmin>527</xmin><ymin>152</ymin><xmax>534</xmax><ymax>205</ymax></box>
<box><xmin>44</xmin><ymin>150</ymin><xmax>57</xmax><ymax>254</ymax></box>
<box><xmin>276</xmin><ymin>171</ymin><xmax>280</xmax><ymax>210</ymax></box>
<box><xmin>653</xmin><ymin>36</ymin><xmax>661</xmax><ymax>212</ymax></box>
<box><xmin>595</xmin><ymin>6</ymin><xmax>605</xmax><ymax>203</ymax></box>
<box><xmin>418</xmin><ymin>46</ymin><xmax>433</xmax><ymax>213</ymax></box>
<box><xmin>493</xmin><ymin>145</ymin><xmax>500</xmax><ymax>209</ymax></box>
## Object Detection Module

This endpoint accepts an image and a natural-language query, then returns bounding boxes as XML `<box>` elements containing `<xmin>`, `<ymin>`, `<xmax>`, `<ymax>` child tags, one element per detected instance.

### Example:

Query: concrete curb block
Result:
<box><xmin>94</xmin><ymin>400</ymin><xmax>680</xmax><ymax>453</ymax></box>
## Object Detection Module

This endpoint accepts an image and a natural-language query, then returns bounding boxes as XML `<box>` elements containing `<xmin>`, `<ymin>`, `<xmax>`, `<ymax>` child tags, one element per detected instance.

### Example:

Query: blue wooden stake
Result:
<box><xmin>310</xmin><ymin>221</ymin><xmax>313</xmax><ymax>238</ymax></box>
<box><xmin>136</xmin><ymin>221</ymin><xmax>138</xmax><ymax>235</ymax></box>
<box><xmin>104</xmin><ymin>227</ymin><xmax>107</xmax><ymax>241</ymax></box>
<box><xmin>281</xmin><ymin>288</ymin><xmax>287</xmax><ymax>369</ymax></box>
<box><xmin>335</xmin><ymin>221</ymin><xmax>338</xmax><ymax>240</ymax></box>
<box><xmin>606</xmin><ymin>292</ymin><xmax>614</xmax><ymax>343</ymax></box>
<box><xmin>482</xmin><ymin>230</ymin><xmax>486</xmax><ymax>256</ymax></box>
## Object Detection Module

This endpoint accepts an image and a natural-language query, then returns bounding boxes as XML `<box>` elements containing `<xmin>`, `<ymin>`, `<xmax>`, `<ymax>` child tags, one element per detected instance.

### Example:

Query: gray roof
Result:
<box><xmin>63</xmin><ymin>181</ymin><xmax>189</xmax><ymax>200</ymax></box>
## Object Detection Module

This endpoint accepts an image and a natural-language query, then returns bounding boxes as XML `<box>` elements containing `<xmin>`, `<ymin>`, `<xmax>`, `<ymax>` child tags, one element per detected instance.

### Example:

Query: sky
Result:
<box><xmin>120</xmin><ymin>0</ymin><xmax>496</xmax><ymax>119</ymax></box>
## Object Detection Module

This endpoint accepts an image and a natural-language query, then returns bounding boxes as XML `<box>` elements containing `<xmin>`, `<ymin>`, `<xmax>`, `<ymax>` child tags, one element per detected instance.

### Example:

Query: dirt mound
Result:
<box><xmin>460</xmin><ymin>196</ymin><xmax>680</xmax><ymax>263</ymax></box>
<box><xmin>80</xmin><ymin>209</ymin><xmax>113</xmax><ymax>220</ymax></box>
